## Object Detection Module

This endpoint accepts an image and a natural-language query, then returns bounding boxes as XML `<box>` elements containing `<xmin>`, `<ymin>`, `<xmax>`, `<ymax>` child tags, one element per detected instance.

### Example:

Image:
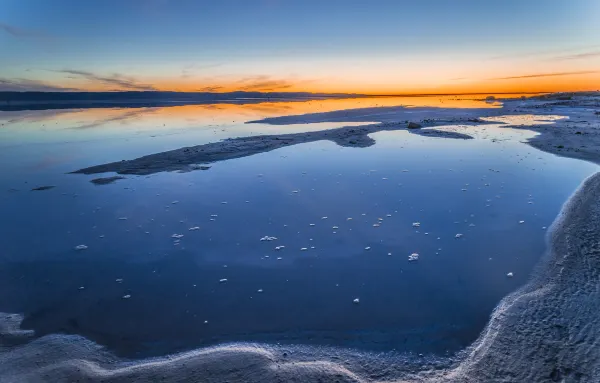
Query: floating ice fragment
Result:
<box><xmin>309</xmin><ymin>223</ymin><xmax>316</xmax><ymax>226</ymax></box>
<box><xmin>455</xmin><ymin>233</ymin><xmax>463</xmax><ymax>238</ymax></box>
<box><xmin>347</xmin><ymin>218</ymin><xmax>353</xmax><ymax>221</ymax></box>
<box><xmin>219</xmin><ymin>279</ymin><xmax>228</xmax><ymax>283</ymax></box>
<box><xmin>189</xmin><ymin>227</ymin><xmax>200</xmax><ymax>231</ymax></box>
<box><xmin>408</xmin><ymin>253</ymin><xmax>419</xmax><ymax>261</ymax></box>
<box><xmin>277</xmin><ymin>257</ymin><xmax>283</xmax><ymax>260</ymax></box>
<box><xmin>172</xmin><ymin>234</ymin><xmax>184</xmax><ymax>239</ymax></box>
<box><xmin>386</xmin><ymin>214</ymin><xmax>392</xmax><ymax>217</ymax></box>
<box><xmin>210</xmin><ymin>214</ymin><xmax>218</xmax><ymax>217</ymax></box>
<box><xmin>506</xmin><ymin>272</ymin><xmax>514</xmax><ymax>278</ymax></box>
<box><xmin>260</xmin><ymin>236</ymin><xmax>277</xmax><ymax>241</ymax></box>
<box><xmin>275</xmin><ymin>245</ymin><xmax>285</xmax><ymax>250</ymax></box>
<box><xmin>118</xmin><ymin>217</ymin><xmax>127</xmax><ymax>220</ymax></box>
<box><xmin>78</xmin><ymin>286</ymin><xmax>85</xmax><ymax>290</ymax></box>
<box><xmin>257</xmin><ymin>289</ymin><xmax>263</xmax><ymax>293</ymax></box>
<box><xmin>332</xmin><ymin>226</ymin><xmax>339</xmax><ymax>229</ymax></box>
<box><xmin>172</xmin><ymin>201</ymin><xmax>179</xmax><ymax>204</ymax></box>
<box><xmin>300</xmin><ymin>248</ymin><xmax>308</xmax><ymax>251</ymax></box>
<box><xmin>469</xmin><ymin>223</ymin><xmax>476</xmax><ymax>227</ymax></box>
<box><xmin>122</xmin><ymin>294</ymin><xmax>131</xmax><ymax>299</ymax></box>
<box><xmin>322</xmin><ymin>216</ymin><xmax>328</xmax><ymax>220</ymax></box>
<box><xmin>75</xmin><ymin>245</ymin><xmax>88</xmax><ymax>251</ymax></box>
<box><xmin>353</xmin><ymin>298</ymin><xmax>360</xmax><ymax>304</ymax></box>
<box><xmin>292</xmin><ymin>190</ymin><xmax>299</xmax><ymax>193</ymax></box>
<box><xmin>373</xmin><ymin>224</ymin><xmax>380</xmax><ymax>227</ymax></box>
<box><xmin>365</xmin><ymin>247</ymin><xmax>371</xmax><ymax>250</ymax></box>
<box><xmin>115</xmin><ymin>278</ymin><xmax>123</xmax><ymax>283</ymax></box>
<box><xmin>412</xmin><ymin>222</ymin><xmax>421</xmax><ymax>227</ymax></box>
<box><xmin>519</xmin><ymin>220</ymin><xmax>525</xmax><ymax>224</ymax></box>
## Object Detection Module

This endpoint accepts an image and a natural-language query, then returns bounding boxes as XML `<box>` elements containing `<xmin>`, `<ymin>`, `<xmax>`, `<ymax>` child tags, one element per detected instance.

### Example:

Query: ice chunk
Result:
<box><xmin>188</xmin><ymin>227</ymin><xmax>200</xmax><ymax>231</ymax></box>
<box><xmin>260</xmin><ymin>236</ymin><xmax>277</xmax><ymax>241</ymax></box>
<box><xmin>74</xmin><ymin>245</ymin><xmax>88</xmax><ymax>251</ymax></box>
<box><xmin>219</xmin><ymin>279</ymin><xmax>228</xmax><ymax>283</ymax></box>
<box><xmin>408</xmin><ymin>253</ymin><xmax>419</xmax><ymax>261</ymax></box>
<box><xmin>455</xmin><ymin>233</ymin><xmax>463</xmax><ymax>238</ymax></box>
<box><xmin>122</xmin><ymin>294</ymin><xmax>131</xmax><ymax>299</ymax></box>
<box><xmin>353</xmin><ymin>298</ymin><xmax>360</xmax><ymax>304</ymax></box>
<box><xmin>172</xmin><ymin>234</ymin><xmax>184</xmax><ymax>239</ymax></box>
<box><xmin>506</xmin><ymin>272</ymin><xmax>514</xmax><ymax>278</ymax></box>
<box><xmin>412</xmin><ymin>222</ymin><xmax>421</xmax><ymax>227</ymax></box>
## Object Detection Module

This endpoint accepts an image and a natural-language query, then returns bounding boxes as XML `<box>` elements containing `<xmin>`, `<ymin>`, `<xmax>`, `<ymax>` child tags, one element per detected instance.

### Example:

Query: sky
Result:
<box><xmin>1</xmin><ymin>0</ymin><xmax>600</xmax><ymax>94</ymax></box>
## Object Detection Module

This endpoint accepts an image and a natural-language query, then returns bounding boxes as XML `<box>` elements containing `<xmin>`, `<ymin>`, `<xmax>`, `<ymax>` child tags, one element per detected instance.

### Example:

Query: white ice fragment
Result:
<box><xmin>347</xmin><ymin>218</ymin><xmax>353</xmax><ymax>221</ymax></box>
<box><xmin>322</xmin><ymin>216</ymin><xmax>328</xmax><ymax>220</ymax></box>
<box><xmin>257</xmin><ymin>289</ymin><xmax>263</xmax><ymax>293</ymax></box>
<box><xmin>455</xmin><ymin>233</ymin><xmax>463</xmax><ymax>238</ymax></box>
<box><xmin>353</xmin><ymin>298</ymin><xmax>360</xmax><ymax>304</ymax></box>
<box><xmin>309</xmin><ymin>223</ymin><xmax>316</xmax><ymax>226</ymax></box>
<box><xmin>75</xmin><ymin>245</ymin><xmax>88</xmax><ymax>251</ymax></box>
<box><xmin>386</xmin><ymin>214</ymin><xmax>392</xmax><ymax>217</ymax></box>
<box><xmin>189</xmin><ymin>227</ymin><xmax>200</xmax><ymax>231</ymax></box>
<box><xmin>115</xmin><ymin>278</ymin><xmax>123</xmax><ymax>283</ymax></box>
<box><xmin>519</xmin><ymin>220</ymin><xmax>525</xmax><ymax>224</ymax></box>
<box><xmin>221</xmin><ymin>202</ymin><xmax>228</xmax><ymax>204</ymax></box>
<box><xmin>506</xmin><ymin>272</ymin><xmax>514</xmax><ymax>278</ymax></box>
<box><xmin>172</xmin><ymin>234</ymin><xmax>184</xmax><ymax>239</ymax></box>
<box><xmin>412</xmin><ymin>222</ymin><xmax>421</xmax><ymax>227</ymax></box>
<box><xmin>260</xmin><ymin>236</ymin><xmax>277</xmax><ymax>241</ymax></box>
<box><xmin>300</xmin><ymin>248</ymin><xmax>308</xmax><ymax>251</ymax></box>
<box><xmin>365</xmin><ymin>247</ymin><xmax>371</xmax><ymax>250</ymax></box>
<box><xmin>210</xmin><ymin>214</ymin><xmax>218</xmax><ymax>217</ymax></box>
<box><xmin>118</xmin><ymin>217</ymin><xmax>128</xmax><ymax>220</ymax></box>
<box><xmin>292</xmin><ymin>190</ymin><xmax>299</xmax><ymax>193</ymax></box>
<box><xmin>172</xmin><ymin>201</ymin><xmax>179</xmax><ymax>204</ymax></box>
<box><xmin>219</xmin><ymin>279</ymin><xmax>228</xmax><ymax>283</ymax></box>
<box><xmin>78</xmin><ymin>286</ymin><xmax>85</xmax><ymax>290</ymax></box>
<box><xmin>332</xmin><ymin>226</ymin><xmax>339</xmax><ymax>229</ymax></box>
<box><xmin>275</xmin><ymin>245</ymin><xmax>285</xmax><ymax>250</ymax></box>
<box><xmin>277</xmin><ymin>257</ymin><xmax>283</xmax><ymax>260</ymax></box>
<box><xmin>408</xmin><ymin>253</ymin><xmax>419</xmax><ymax>261</ymax></box>
<box><xmin>122</xmin><ymin>294</ymin><xmax>131</xmax><ymax>299</ymax></box>
<box><xmin>469</xmin><ymin>223</ymin><xmax>476</xmax><ymax>227</ymax></box>
<box><xmin>373</xmin><ymin>224</ymin><xmax>380</xmax><ymax>227</ymax></box>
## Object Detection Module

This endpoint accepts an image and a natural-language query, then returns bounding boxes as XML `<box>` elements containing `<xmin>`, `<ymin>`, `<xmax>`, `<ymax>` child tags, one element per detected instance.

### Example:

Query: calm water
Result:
<box><xmin>0</xmin><ymin>97</ymin><xmax>596</xmax><ymax>358</ymax></box>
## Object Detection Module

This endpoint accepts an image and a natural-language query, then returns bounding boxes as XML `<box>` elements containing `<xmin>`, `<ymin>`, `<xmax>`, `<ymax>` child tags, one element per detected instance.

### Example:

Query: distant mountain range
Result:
<box><xmin>0</xmin><ymin>91</ymin><xmax>364</xmax><ymax>111</ymax></box>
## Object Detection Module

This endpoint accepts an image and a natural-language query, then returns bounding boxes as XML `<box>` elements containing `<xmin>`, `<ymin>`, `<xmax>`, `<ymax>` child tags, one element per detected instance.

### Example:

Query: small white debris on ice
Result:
<box><xmin>347</xmin><ymin>218</ymin><xmax>353</xmax><ymax>221</ymax></box>
<box><xmin>75</xmin><ymin>245</ymin><xmax>88</xmax><ymax>251</ymax></box>
<box><xmin>322</xmin><ymin>216</ymin><xmax>328</xmax><ymax>220</ymax></box>
<box><xmin>408</xmin><ymin>253</ymin><xmax>419</xmax><ymax>261</ymax></box>
<box><xmin>188</xmin><ymin>227</ymin><xmax>200</xmax><ymax>231</ymax></box>
<box><xmin>122</xmin><ymin>294</ymin><xmax>131</xmax><ymax>299</ymax></box>
<box><xmin>507</xmin><ymin>272</ymin><xmax>514</xmax><ymax>278</ymax></box>
<box><xmin>172</xmin><ymin>234</ymin><xmax>184</xmax><ymax>239</ymax></box>
<box><xmin>373</xmin><ymin>224</ymin><xmax>380</xmax><ymax>227</ymax></box>
<box><xmin>455</xmin><ymin>233</ymin><xmax>463</xmax><ymax>238</ymax></box>
<box><xmin>300</xmin><ymin>248</ymin><xmax>308</xmax><ymax>251</ymax></box>
<box><xmin>219</xmin><ymin>279</ymin><xmax>228</xmax><ymax>283</ymax></box>
<box><xmin>260</xmin><ymin>236</ymin><xmax>277</xmax><ymax>241</ymax></box>
<box><xmin>277</xmin><ymin>257</ymin><xmax>283</xmax><ymax>260</ymax></box>
<box><xmin>412</xmin><ymin>222</ymin><xmax>421</xmax><ymax>227</ymax></box>
<box><xmin>309</xmin><ymin>223</ymin><xmax>316</xmax><ymax>226</ymax></box>
<box><xmin>519</xmin><ymin>220</ymin><xmax>525</xmax><ymax>224</ymax></box>
<box><xmin>365</xmin><ymin>247</ymin><xmax>371</xmax><ymax>250</ymax></box>
<box><xmin>353</xmin><ymin>298</ymin><xmax>360</xmax><ymax>304</ymax></box>
<box><xmin>332</xmin><ymin>226</ymin><xmax>339</xmax><ymax>229</ymax></box>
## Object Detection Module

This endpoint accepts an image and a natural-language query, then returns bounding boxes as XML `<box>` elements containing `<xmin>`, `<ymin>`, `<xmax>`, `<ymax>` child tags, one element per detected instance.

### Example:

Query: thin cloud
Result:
<box><xmin>0</xmin><ymin>78</ymin><xmax>79</xmax><ymax>92</ymax></box>
<box><xmin>56</xmin><ymin>69</ymin><xmax>157</xmax><ymax>91</ymax></box>
<box><xmin>551</xmin><ymin>51</ymin><xmax>600</xmax><ymax>61</ymax></box>
<box><xmin>491</xmin><ymin>70</ymin><xmax>599</xmax><ymax>80</ymax></box>
<box><xmin>197</xmin><ymin>86</ymin><xmax>224</xmax><ymax>92</ymax></box>
<box><xmin>236</xmin><ymin>75</ymin><xmax>296</xmax><ymax>92</ymax></box>
<box><xmin>0</xmin><ymin>22</ymin><xmax>50</xmax><ymax>38</ymax></box>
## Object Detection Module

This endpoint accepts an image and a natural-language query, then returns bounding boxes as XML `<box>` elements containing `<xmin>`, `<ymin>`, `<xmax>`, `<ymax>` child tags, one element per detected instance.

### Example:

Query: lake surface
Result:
<box><xmin>0</xmin><ymin>96</ymin><xmax>597</xmax><ymax>358</ymax></box>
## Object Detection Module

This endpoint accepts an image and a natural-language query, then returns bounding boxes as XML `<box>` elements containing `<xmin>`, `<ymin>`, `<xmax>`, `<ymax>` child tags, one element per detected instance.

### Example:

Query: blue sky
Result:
<box><xmin>1</xmin><ymin>0</ymin><xmax>599</xmax><ymax>93</ymax></box>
